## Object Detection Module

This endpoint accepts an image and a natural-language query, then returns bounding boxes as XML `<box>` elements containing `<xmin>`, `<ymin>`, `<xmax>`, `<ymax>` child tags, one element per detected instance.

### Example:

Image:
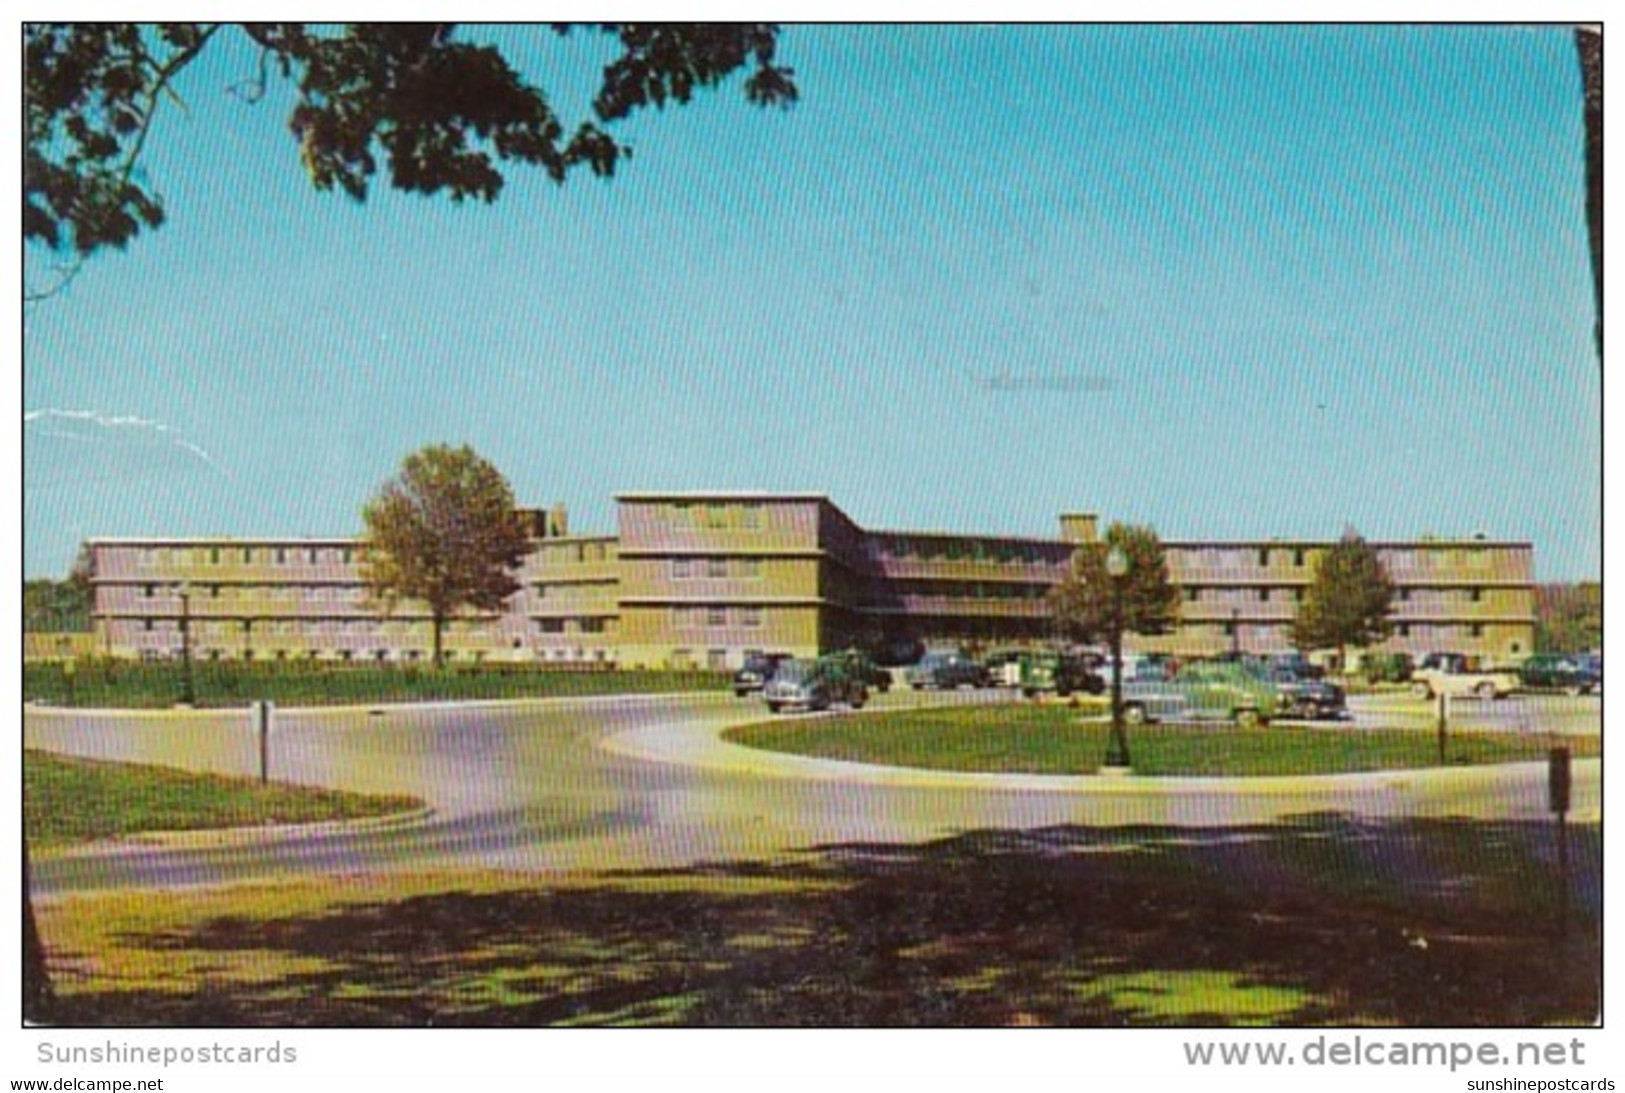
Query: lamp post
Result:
<box><xmin>177</xmin><ymin>581</ymin><xmax>195</xmax><ymax>706</ymax></box>
<box><xmin>1103</xmin><ymin>544</ymin><xmax>1131</xmax><ymax>770</ymax></box>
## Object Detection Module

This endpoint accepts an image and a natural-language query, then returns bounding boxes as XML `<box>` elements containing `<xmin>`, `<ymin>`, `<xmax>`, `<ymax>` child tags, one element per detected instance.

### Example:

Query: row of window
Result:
<box><xmin>671</xmin><ymin>606</ymin><xmax>764</xmax><ymax>629</ymax></box>
<box><xmin>530</xmin><ymin>541</ymin><xmax>614</xmax><ymax>567</ymax></box>
<box><xmin>1177</xmin><ymin>547</ymin><xmax>1516</xmax><ymax>571</ymax></box>
<box><xmin>666</xmin><ymin>502</ymin><xmax>764</xmax><ymax>531</ymax></box>
<box><xmin>670</xmin><ymin>557</ymin><xmax>763</xmax><ymax>580</ymax></box>
<box><xmin>135</xmin><ymin>546</ymin><xmax>357</xmax><ymax>567</ymax></box>
<box><xmin>874</xmin><ymin>537</ymin><xmax>1065</xmax><ymax>566</ymax></box>
<box><xmin>139</xmin><ymin>646</ymin><xmax>614</xmax><ymax>664</ymax></box>
<box><xmin>139</xmin><ymin>584</ymin><xmax>372</xmax><ymax>603</ymax></box>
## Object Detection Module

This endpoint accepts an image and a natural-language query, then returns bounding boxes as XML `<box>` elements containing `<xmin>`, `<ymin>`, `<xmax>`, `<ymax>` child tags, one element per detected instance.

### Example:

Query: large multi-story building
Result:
<box><xmin>86</xmin><ymin>493</ymin><xmax>1536</xmax><ymax>668</ymax></box>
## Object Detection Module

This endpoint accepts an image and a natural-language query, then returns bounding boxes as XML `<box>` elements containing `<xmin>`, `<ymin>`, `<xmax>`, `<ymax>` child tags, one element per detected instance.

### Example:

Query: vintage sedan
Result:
<box><xmin>1517</xmin><ymin>654</ymin><xmax>1601</xmax><ymax>696</ymax></box>
<box><xmin>1120</xmin><ymin>660</ymin><xmax>1282</xmax><ymax>728</ymax></box>
<box><xmin>761</xmin><ymin>658</ymin><xmax>869</xmax><ymax>714</ymax></box>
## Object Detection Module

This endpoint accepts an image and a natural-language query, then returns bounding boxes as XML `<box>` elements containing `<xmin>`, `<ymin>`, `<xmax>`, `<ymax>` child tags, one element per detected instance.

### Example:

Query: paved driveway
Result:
<box><xmin>24</xmin><ymin>690</ymin><xmax>1599</xmax><ymax>894</ymax></box>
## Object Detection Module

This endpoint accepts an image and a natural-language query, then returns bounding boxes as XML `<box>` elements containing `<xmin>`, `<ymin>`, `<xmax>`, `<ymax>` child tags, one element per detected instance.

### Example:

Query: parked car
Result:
<box><xmin>905</xmin><ymin>651</ymin><xmax>990</xmax><ymax>690</ymax></box>
<box><xmin>761</xmin><ymin>658</ymin><xmax>868</xmax><ymax>713</ymax></box>
<box><xmin>1267</xmin><ymin>668</ymin><xmax>1348</xmax><ymax>720</ymax></box>
<box><xmin>1410</xmin><ymin>653</ymin><xmax>1519</xmax><ymax>700</ymax></box>
<box><xmin>1019</xmin><ymin>650</ymin><xmax>1106</xmax><ymax>699</ymax></box>
<box><xmin>733</xmin><ymin>652</ymin><xmax>793</xmax><ymax>697</ymax></box>
<box><xmin>831</xmin><ymin>649</ymin><xmax>893</xmax><ymax>693</ymax></box>
<box><xmin>1517</xmin><ymin>654</ymin><xmax>1601</xmax><ymax>696</ymax></box>
<box><xmin>984</xmin><ymin>649</ymin><xmax>1026</xmax><ymax>687</ymax></box>
<box><xmin>1121</xmin><ymin>660</ymin><xmax>1282</xmax><ymax>728</ymax></box>
<box><xmin>1363</xmin><ymin>652</ymin><xmax>1415</xmax><ymax>685</ymax></box>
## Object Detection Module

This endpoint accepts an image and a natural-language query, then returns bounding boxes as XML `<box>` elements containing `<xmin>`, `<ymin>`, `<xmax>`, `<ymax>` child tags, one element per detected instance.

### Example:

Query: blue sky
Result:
<box><xmin>23</xmin><ymin>24</ymin><xmax>1601</xmax><ymax>579</ymax></box>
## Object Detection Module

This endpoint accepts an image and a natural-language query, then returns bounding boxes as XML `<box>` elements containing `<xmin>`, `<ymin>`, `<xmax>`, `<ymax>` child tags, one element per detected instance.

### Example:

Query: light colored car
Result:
<box><xmin>1410</xmin><ymin>653</ymin><xmax>1518</xmax><ymax>700</ymax></box>
<box><xmin>1120</xmin><ymin>660</ymin><xmax>1281</xmax><ymax>728</ymax></box>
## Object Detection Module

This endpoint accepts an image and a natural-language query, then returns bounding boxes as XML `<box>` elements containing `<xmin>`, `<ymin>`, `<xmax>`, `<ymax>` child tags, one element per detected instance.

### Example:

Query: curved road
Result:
<box><xmin>25</xmin><ymin>690</ymin><xmax>1600</xmax><ymax>895</ymax></box>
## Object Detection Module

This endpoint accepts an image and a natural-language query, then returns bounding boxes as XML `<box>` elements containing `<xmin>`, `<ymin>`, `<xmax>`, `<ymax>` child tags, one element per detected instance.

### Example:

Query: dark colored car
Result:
<box><xmin>733</xmin><ymin>652</ymin><xmax>792</xmax><ymax>697</ymax></box>
<box><xmin>831</xmin><ymin>649</ymin><xmax>893</xmax><ymax>693</ymax></box>
<box><xmin>1263</xmin><ymin>652</ymin><xmax>1325</xmax><ymax>680</ymax></box>
<box><xmin>761</xmin><ymin>657</ymin><xmax>868</xmax><ymax>713</ymax></box>
<box><xmin>1517</xmin><ymin>654</ymin><xmax>1601</xmax><ymax>696</ymax></box>
<box><xmin>1020</xmin><ymin>651</ymin><xmax>1106</xmax><ymax>699</ymax></box>
<box><xmin>1267</xmin><ymin>668</ymin><xmax>1348</xmax><ymax>720</ymax></box>
<box><xmin>1363</xmin><ymin>652</ymin><xmax>1415</xmax><ymax>685</ymax></box>
<box><xmin>905</xmin><ymin>651</ymin><xmax>989</xmax><ymax>690</ymax></box>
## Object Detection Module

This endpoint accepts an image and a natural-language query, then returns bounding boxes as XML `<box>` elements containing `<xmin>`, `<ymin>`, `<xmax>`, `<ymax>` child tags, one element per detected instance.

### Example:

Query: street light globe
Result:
<box><xmin>1105</xmin><ymin>545</ymin><xmax>1129</xmax><ymax>579</ymax></box>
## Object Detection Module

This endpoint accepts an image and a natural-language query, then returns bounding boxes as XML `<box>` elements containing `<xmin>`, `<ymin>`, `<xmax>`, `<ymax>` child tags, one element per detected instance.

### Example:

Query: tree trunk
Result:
<box><xmin>23</xmin><ymin>839</ymin><xmax>52</xmax><ymax>1022</ymax></box>
<box><xmin>432</xmin><ymin>611</ymin><xmax>445</xmax><ymax>669</ymax></box>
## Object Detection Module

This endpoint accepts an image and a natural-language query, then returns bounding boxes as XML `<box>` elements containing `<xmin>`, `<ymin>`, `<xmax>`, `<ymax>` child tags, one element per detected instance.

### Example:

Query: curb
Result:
<box><xmin>33</xmin><ymin>806</ymin><xmax>439</xmax><ymax>860</ymax></box>
<box><xmin>601</xmin><ymin>713</ymin><xmax>1605</xmax><ymax>799</ymax></box>
<box><xmin>24</xmin><ymin>690</ymin><xmax>736</xmax><ymax>719</ymax></box>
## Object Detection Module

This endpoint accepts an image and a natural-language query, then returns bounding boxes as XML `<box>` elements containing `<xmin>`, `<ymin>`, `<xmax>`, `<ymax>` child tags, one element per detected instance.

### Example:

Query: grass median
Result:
<box><xmin>25</xmin><ymin>661</ymin><xmax>730</xmax><ymax>709</ymax></box>
<box><xmin>722</xmin><ymin>704</ymin><xmax>1599</xmax><ymax>776</ymax></box>
<box><xmin>25</xmin><ymin>749</ymin><xmax>423</xmax><ymax>849</ymax></box>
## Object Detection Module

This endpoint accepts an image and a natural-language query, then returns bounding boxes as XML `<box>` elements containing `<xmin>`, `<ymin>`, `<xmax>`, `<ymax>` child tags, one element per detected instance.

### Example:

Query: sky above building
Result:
<box><xmin>22</xmin><ymin>24</ymin><xmax>1601</xmax><ymax>579</ymax></box>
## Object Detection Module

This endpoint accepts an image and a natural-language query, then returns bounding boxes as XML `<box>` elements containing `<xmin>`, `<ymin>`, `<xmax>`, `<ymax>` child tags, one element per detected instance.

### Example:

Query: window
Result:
<box><xmin>1469</xmin><ymin>588</ymin><xmax>1483</xmax><ymax>603</ymax></box>
<box><xmin>308</xmin><ymin>548</ymin><xmax>319</xmax><ymax>565</ymax></box>
<box><xmin>243</xmin><ymin>548</ymin><xmax>253</xmax><ymax>564</ymax></box>
<box><xmin>580</xmin><ymin>618</ymin><xmax>605</xmax><ymax>634</ymax></box>
<box><xmin>1293</xmin><ymin>549</ymin><xmax>1306</xmax><ymax>567</ymax></box>
<box><xmin>1185</xmin><ymin>587</ymin><xmax>1200</xmax><ymax>603</ymax></box>
<box><xmin>538</xmin><ymin>619</ymin><xmax>565</xmax><ymax>634</ymax></box>
<box><xmin>143</xmin><ymin>585</ymin><xmax>155</xmax><ymax>599</ymax></box>
<box><xmin>1469</xmin><ymin>624</ymin><xmax>1484</xmax><ymax>638</ymax></box>
<box><xmin>706</xmin><ymin>606</ymin><xmax>727</xmax><ymax>628</ymax></box>
<box><xmin>672</xmin><ymin>558</ymin><xmax>695</xmax><ymax>580</ymax></box>
<box><xmin>1258</xmin><ymin>548</ymin><xmax>1270</xmax><ymax>567</ymax></box>
<box><xmin>708</xmin><ymin>649</ymin><xmax>728</xmax><ymax>670</ymax></box>
<box><xmin>741</xmin><ymin>504</ymin><xmax>762</xmax><ymax>529</ymax></box>
<box><xmin>143</xmin><ymin>619</ymin><xmax>153</xmax><ymax>632</ymax></box>
<box><xmin>275</xmin><ymin>548</ymin><xmax>287</xmax><ymax>565</ymax></box>
<box><xmin>737</xmin><ymin>606</ymin><xmax>763</xmax><ymax>628</ymax></box>
<box><xmin>706</xmin><ymin>557</ymin><xmax>728</xmax><ymax>579</ymax></box>
<box><xmin>1259</xmin><ymin>588</ymin><xmax>1271</xmax><ymax>602</ymax></box>
<box><xmin>1397</xmin><ymin>624</ymin><xmax>1410</xmax><ymax>637</ymax></box>
<box><xmin>341</xmin><ymin>549</ymin><xmax>353</xmax><ymax>565</ymax></box>
<box><xmin>672</xmin><ymin>503</ymin><xmax>695</xmax><ymax>528</ymax></box>
<box><xmin>210</xmin><ymin>547</ymin><xmax>221</xmax><ymax>565</ymax></box>
<box><xmin>1294</xmin><ymin>588</ymin><xmax>1305</xmax><ymax>602</ymax></box>
<box><xmin>738</xmin><ymin>558</ymin><xmax>762</xmax><ymax>580</ymax></box>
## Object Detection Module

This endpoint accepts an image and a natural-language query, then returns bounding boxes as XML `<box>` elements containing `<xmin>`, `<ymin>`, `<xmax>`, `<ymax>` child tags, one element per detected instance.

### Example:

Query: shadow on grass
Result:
<box><xmin>44</xmin><ymin>813</ymin><xmax>1599</xmax><ymax>1027</ymax></box>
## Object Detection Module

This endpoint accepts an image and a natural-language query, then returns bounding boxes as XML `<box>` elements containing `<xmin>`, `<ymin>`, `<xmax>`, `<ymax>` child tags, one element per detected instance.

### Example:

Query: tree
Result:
<box><xmin>1047</xmin><ymin>523</ymin><xmax>1181</xmax><ymax>645</ymax></box>
<box><xmin>361</xmin><ymin>444</ymin><xmax>534</xmax><ymax>667</ymax></box>
<box><xmin>1577</xmin><ymin>27</ymin><xmax>1600</xmax><ymax>359</ymax></box>
<box><xmin>1535</xmin><ymin>581</ymin><xmax>1601</xmax><ymax>654</ymax></box>
<box><xmin>25</xmin><ymin>23</ymin><xmax>797</xmax><ymax>294</ymax></box>
<box><xmin>1289</xmin><ymin>528</ymin><xmax>1396</xmax><ymax>668</ymax></box>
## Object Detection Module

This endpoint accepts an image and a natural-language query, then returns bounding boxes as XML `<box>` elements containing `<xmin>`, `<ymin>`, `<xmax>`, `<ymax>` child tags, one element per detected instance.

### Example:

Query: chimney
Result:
<box><xmin>1059</xmin><ymin>512</ymin><xmax>1099</xmax><ymax>544</ymax></box>
<box><xmin>548</xmin><ymin>503</ymin><xmax>568</xmax><ymax>538</ymax></box>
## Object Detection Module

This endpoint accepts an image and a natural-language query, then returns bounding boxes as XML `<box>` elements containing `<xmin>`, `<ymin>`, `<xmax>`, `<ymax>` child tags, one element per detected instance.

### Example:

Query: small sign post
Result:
<box><xmin>1549</xmin><ymin>746</ymin><xmax>1572</xmax><ymax>936</ymax></box>
<box><xmin>255</xmin><ymin>700</ymin><xmax>274</xmax><ymax>785</ymax></box>
<box><xmin>1435</xmin><ymin>692</ymin><xmax>1448</xmax><ymax>764</ymax></box>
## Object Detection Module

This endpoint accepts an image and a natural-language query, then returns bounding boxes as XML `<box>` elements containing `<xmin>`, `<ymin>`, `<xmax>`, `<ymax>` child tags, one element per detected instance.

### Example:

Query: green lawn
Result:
<box><xmin>34</xmin><ymin>815</ymin><xmax>1601</xmax><ymax>1027</ymax></box>
<box><xmin>24</xmin><ymin>661</ymin><xmax>729</xmax><ymax>709</ymax></box>
<box><xmin>25</xmin><ymin>750</ymin><xmax>423</xmax><ymax>848</ymax></box>
<box><xmin>722</xmin><ymin>705</ymin><xmax>1599</xmax><ymax>776</ymax></box>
